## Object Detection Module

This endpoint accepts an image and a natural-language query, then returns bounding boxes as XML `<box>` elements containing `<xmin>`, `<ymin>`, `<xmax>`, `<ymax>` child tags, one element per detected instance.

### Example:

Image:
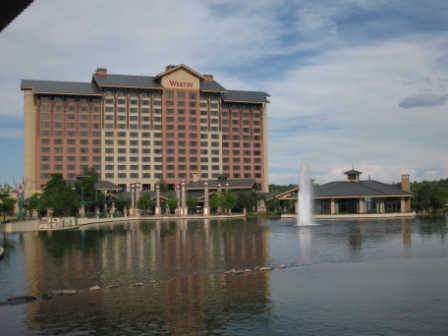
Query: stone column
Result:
<box><xmin>359</xmin><ymin>198</ymin><xmax>364</xmax><ymax>214</ymax></box>
<box><xmin>217</xmin><ymin>182</ymin><xmax>222</xmax><ymax>214</ymax></box>
<box><xmin>130</xmin><ymin>184</ymin><xmax>135</xmax><ymax>211</ymax></box>
<box><xmin>46</xmin><ymin>208</ymin><xmax>53</xmax><ymax>221</ymax></box>
<box><xmin>180</xmin><ymin>181</ymin><xmax>187</xmax><ymax>216</ymax></box>
<box><xmin>225</xmin><ymin>182</ymin><xmax>230</xmax><ymax>213</ymax></box>
<box><xmin>203</xmin><ymin>182</ymin><xmax>210</xmax><ymax>216</ymax></box>
<box><xmin>155</xmin><ymin>184</ymin><xmax>161</xmax><ymax>216</ymax></box>
<box><xmin>175</xmin><ymin>184</ymin><xmax>180</xmax><ymax>215</ymax></box>
<box><xmin>79</xmin><ymin>205</ymin><xmax>85</xmax><ymax>218</ymax></box>
<box><xmin>380</xmin><ymin>199</ymin><xmax>385</xmax><ymax>213</ymax></box>
<box><xmin>330</xmin><ymin>199</ymin><xmax>335</xmax><ymax>214</ymax></box>
<box><xmin>95</xmin><ymin>205</ymin><xmax>99</xmax><ymax>218</ymax></box>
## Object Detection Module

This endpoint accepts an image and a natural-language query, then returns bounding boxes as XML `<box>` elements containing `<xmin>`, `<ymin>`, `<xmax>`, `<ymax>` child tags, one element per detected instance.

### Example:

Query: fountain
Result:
<box><xmin>296</xmin><ymin>163</ymin><xmax>313</xmax><ymax>226</ymax></box>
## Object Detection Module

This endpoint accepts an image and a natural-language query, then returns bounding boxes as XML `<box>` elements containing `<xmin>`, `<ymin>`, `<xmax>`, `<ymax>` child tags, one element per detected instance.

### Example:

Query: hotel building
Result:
<box><xmin>21</xmin><ymin>64</ymin><xmax>270</xmax><ymax>197</ymax></box>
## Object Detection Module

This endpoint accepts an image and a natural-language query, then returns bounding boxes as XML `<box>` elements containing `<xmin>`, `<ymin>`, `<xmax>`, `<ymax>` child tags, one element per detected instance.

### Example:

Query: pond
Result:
<box><xmin>0</xmin><ymin>216</ymin><xmax>447</xmax><ymax>335</ymax></box>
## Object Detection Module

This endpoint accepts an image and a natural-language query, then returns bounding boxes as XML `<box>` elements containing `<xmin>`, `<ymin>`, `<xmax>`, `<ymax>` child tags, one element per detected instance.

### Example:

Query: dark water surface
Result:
<box><xmin>0</xmin><ymin>217</ymin><xmax>447</xmax><ymax>335</ymax></box>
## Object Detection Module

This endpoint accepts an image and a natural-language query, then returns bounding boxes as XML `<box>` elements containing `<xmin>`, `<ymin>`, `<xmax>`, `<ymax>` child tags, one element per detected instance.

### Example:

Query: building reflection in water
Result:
<box><xmin>22</xmin><ymin>219</ymin><xmax>271</xmax><ymax>334</ymax></box>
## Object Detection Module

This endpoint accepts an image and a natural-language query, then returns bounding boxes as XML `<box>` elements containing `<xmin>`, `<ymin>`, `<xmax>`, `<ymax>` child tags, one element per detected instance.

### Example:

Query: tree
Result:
<box><xmin>165</xmin><ymin>191</ymin><xmax>178</xmax><ymax>212</ymax></box>
<box><xmin>0</xmin><ymin>197</ymin><xmax>16</xmax><ymax>223</ymax></box>
<box><xmin>220</xmin><ymin>190</ymin><xmax>237</xmax><ymax>212</ymax></box>
<box><xmin>186</xmin><ymin>195</ymin><xmax>198</xmax><ymax>213</ymax></box>
<box><xmin>138</xmin><ymin>193</ymin><xmax>155</xmax><ymax>210</ymax></box>
<box><xmin>41</xmin><ymin>173</ymin><xmax>78</xmax><ymax>216</ymax></box>
<box><xmin>234</xmin><ymin>190</ymin><xmax>258</xmax><ymax>212</ymax></box>
<box><xmin>157</xmin><ymin>178</ymin><xmax>168</xmax><ymax>192</ymax></box>
<box><xmin>74</xmin><ymin>167</ymin><xmax>101</xmax><ymax>212</ymax></box>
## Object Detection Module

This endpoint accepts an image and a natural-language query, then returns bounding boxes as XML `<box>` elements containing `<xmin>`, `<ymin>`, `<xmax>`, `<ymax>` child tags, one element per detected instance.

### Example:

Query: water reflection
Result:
<box><xmin>2</xmin><ymin>217</ymin><xmax>448</xmax><ymax>335</ymax></box>
<box><xmin>20</xmin><ymin>219</ymin><xmax>272</xmax><ymax>335</ymax></box>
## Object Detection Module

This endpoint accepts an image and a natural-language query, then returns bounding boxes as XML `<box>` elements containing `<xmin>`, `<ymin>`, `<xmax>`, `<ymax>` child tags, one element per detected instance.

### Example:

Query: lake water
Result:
<box><xmin>0</xmin><ymin>216</ymin><xmax>447</xmax><ymax>335</ymax></box>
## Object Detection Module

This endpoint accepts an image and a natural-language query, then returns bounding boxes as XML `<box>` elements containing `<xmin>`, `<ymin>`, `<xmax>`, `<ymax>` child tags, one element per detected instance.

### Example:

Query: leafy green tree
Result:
<box><xmin>0</xmin><ymin>197</ymin><xmax>16</xmax><ymax>222</ymax></box>
<box><xmin>165</xmin><ymin>191</ymin><xmax>178</xmax><ymax>212</ymax></box>
<box><xmin>74</xmin><ymin>167</ymin><xmax>101</xmax><ymax>212</ymax></box>
<box><xmin>27</xmin><ymin>193</ymin><xmax>42</xmax><ymax>214</ymax></box>
<box><xmin>186</xmin><ymin>195</ymin><xmax>198</xmax><ymax>212</ymax></box>
<box><xmin>138</xmin><ymin>193</ymin><xmax>155</xmax><ymax>210</ymax></box>
<box><xmin>266</xmin><ymin>197</ymin><xmax>281</xmax><ymax>214</ymax></box>
<box><xmin>157</xmin><ymin>178</ymin><xmax>168</xmax><ymax>192</ymax></box>
<box><xmin>41</xmin><ymin>173</ymin><xmax>78</xmax><ymax>216</ymax></box>
<box><xmin>220</xmin><ymin>190</ymin><xmax>237</xmax><ymax>212</ymax></box>
<box><xmin>209</xmin><ymin>194</ymin><xmax>219</xmax><ymax>212</ymax></box>
<box><xmin>234</xmin><ymin>190</ymin><xmax>258</xmax><ymax>212</ymax></box>
<box><xmin>115</xmin><ymin>195</ymin><xmax>131</xmax><ymax>212</ymax></box>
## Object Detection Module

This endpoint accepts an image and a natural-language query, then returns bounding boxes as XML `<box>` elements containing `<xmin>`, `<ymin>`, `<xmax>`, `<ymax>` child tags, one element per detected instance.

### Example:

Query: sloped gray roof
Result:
<box><xmin>92</xmin><ymin>74</ymin><xmax>163</xmax><ymax>89</ymax></box>
<box><xmin>95</xmin><ymin>181</ymin><xmax>122</xmax><ymax>191</ymax></box>
<box><xmin>21</xmin><ymin>80</ymin><xmax>101</xmax><ymax>95</ymax></box>
<box><xmin>223</xmin><ymin>90</ymin><xmax>270</xmax><ymax>103</ymax></box>
<box><xmin>314</xmin><ymin>180</ymin><xmax>411</xmax><ymax>198</ymax></box>
<box><xmin>186</xmin><ymin>179</ymin><xmax>258</xmax><ymax>190</ymax></box>
<box><xmin>200</xmin><ymin>80</ymin><xmax>227</xmax><ymax>92</ymax></box>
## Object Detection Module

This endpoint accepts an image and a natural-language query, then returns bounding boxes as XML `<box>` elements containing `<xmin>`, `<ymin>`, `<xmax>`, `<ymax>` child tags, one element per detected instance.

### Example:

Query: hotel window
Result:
<box><xmin>118</xmin><ymin>165</ymin><xmax>126</xmax><ymax>170</ymax></box>
<box><xmin>189</xmin><ymin>125</ymin><xmax>197</xmax><ymax>130</ymax></box>
<box><xmin>211</xmin><ymin>157</ymin><xmax>219</xmax><ymax>163</ymax></box>
<box><xmin>178</xmin><ymin>149</ymin><xmax>186</xmax><ymax>154</ymax></box>
<box><xmin>189</xmin><ymin>141</ymin><xmax>197</xmax><ymax>146</ymax></box>
<box><xmin>190</xmin><ymin>165</ymin><xmax>198</xmax><ymax>170</ymax></box>
<box><xmin>118</xmin><ymin>173</ymin><xmax>127</xmax><ymax>178</ymax></box>
<box><xmin>105</xmin><ymin>157</ymin><xmax>114</xmax><ymax>162</ymax></box>
<box><xmin>130</xmin><ymin>157</ymin><xmax>138</xmax><ymax>162</ymax></box>
<box><xmin>222</xmin><ymin>150</ymin><xmax>229</xmax><ymax>155</ymax></box>
<box><xmin>68</xmin><ymin>165</ymin><xmax>77</xmax><ymax>170</ymax></box>
<box><xmin>41</xmin><ymin>156</ymin><xmax>50</xmax><ymax>162</ymax></box>
<box><xmin>130</xmin><ymin>173</ymin><xmax>139</xmax><ymax>178</ymax></box>
<box><xmin>178</xmin><ymin>165</ymin><xmax>186</xmax><ymax>170</ymax></box>
<box><xmin>54</xmin><ymin>164</ymin><xmax>63</xmax><ymax>170</ymax></box>
<box><xmin>54</xmin><ymin>148</ymin><xmax>63</xmax><ymax>153</ymax></box>
<box><xmin>130</xmin><ymin>108</ymin><xmax>138</xmax><ymax>113</ymax></box>
<box><xmin>40</xmin><ymin>105</ymin><xmax>51</xmax><ymax>111</ymax></box>
<box><xmin>41</xmin><ymin>122</ymin><xmax>50</xmax><ymax>127</ymax></box>
<box><xmin>223</xmin><ymin>166</ymin><xmax>230</xmax><ymax>170</ymax></box>
<box><xmin>190</xmin><ymin>149</ymin><xmax>197</xmax><ymax>155</ymax></box>
<box><xmin>130</xmin><ymin>99</ymin><xmax>138</xmax><ymax>105</ymax></box>
<box><xmin>178</xmin><ymin>101</ymin><xmax>186</xmax><ymax>107</ymax></box>
<box><xmin>201</xmin><ymin>157</ymin><xmax>208</xmax><ymax>162</ymax></box>
<box><xmin>212</xmin><ymin>166</ymin><xmax>220</xmax><ymax>171</ymax></box>
<box><xmin>201</xmin><ymin>126</ymin><xmax>208</xmax><ymax>131</ymax></box>
<box><xmin>166</xmin><ymin>91</ymin><xmax>174</xmax><ymax>98</ymax></box>
<box><xmin>200</xmin><ymin>118</ymin><xmax>207</xmax><ymax>124</ymax></box>
<box><xmin>118</xmin><ymin>148</ymin><xmax>126</xmax><ymax>154</ymax></box>
<box><xmin>41</xmin><ymin>173</ymin><xmax>51</xmax><ymax>179</ymax></box>
<box><xmin>105</xmin><ymin>173</ymin><xmax>114</xmax><ymax>179</ymax></box>
<box><xmin>234</xmin><ymin>173</ymin><xmax>241</xmax><ymax>178</ymax></box>
<box><xmin>178</xmin><ymin>173</ymin><xmax>187</xmax><ymax>178</ymax></box>
<box><xmin>166</xmin><ymin>117</ymin><xmax>174</xmax><ymax>122</ymax></box>
<box><xmin>80</xmin><ymin>148</ymin><xmax>89</xmax><ymax>154</ymax></box>
<box><xmin>189</xmin><ymin>118</ymin><xmax>197</xmax><ymax>123</ymax></box>
<box><xmin>154</xmin><ymin>165</ymin><xmax>163</xmax><ymax>170</ymax></box>
<box><xmin>130</xmin><ymin>165</ymin><xmax>138</xmax><ymax>171</ymax></box>
<box><xmin>201</xmin><ymin>166</ymin><xmax>208</xmax><ymax>170</ymax></box>
<box><xmin>142</xmin><ymin>157</ymin><xmax>151</xmax><ymax>162</ymax></box>
<box><xmin>142</xmin><ymin>173</ymin><xmax>151</xmax><ymax>178</ymax></box>
<box><xmin>54</xmin><ymin>156</ymin><xmax>63</xmax><ymax>162</ymax></box>
<box><xmin>232</xmin><ymin>135</ymin><xmax>240</xmax><ymax>140</ymax></box>
<box><xmin>67</xmin><ymin>106</ymin><xmax>76</xmax><ymax>112</ymax></box>
<box><xmin>142</xmin><ymin>132</ymin><xmax>150</xmax><ymax>138</ymax></box>
<box><xmin>105</xmin><ymin>165</ymin><xmax>114</xmax><ymax>170</ymax></box>
<box><xmin>130</xmin><ymin>148</ymin><xmax>138</xmax><ymax>154</ymax></box>
<box><xmin>41</xmin><ymin>164</ymin><xmax>50</xmax><ymax>170</ymax></box>
<box><xmin>118</xmin><ymin>107</ymin><xmax>126</xmax><ymax>113</ymax></box>
<box><xmin>80</xmin><ymin>123</ymin><xmax>89</xmax><ymax>128</ymax></box>
<box><xmin>153</xmin><ymin>101</ymin><xmax>161</xmax><ymax>106</ymax></box>
<box><xmin>167</xmin><ymin>165</ymin><xmax>175</xmax><ymax>171</ymax></box>
<box><xmin>142</xmin><ymin>108</ymin><xmax>150</xmax><ymax>113</ymax></box>
<box><xmin>54</xmin><ymin>131</ymin><xmax>63</xmax><ymax>136</ymax></box>
<box><xmin>189</xmin><ymin>102</ymin><xmax>196</xmax><ymax>107</ymax></box>
<box><xmin>166</xmin><ymin>101</ymin><xmax>174</xmax><ymax>106</ymax></box>
<box><xmin>232</xmin><ymin>128</ymin><xmax>240</xmax><ymax>132</ymax></box>
<box><xmin>177</xmin><ymin>92</ymin><xmax>185</xmax><ymax>99</ymax></box>
<box><xmin>200</xmin><ymin>103</ymin><xmax>207</xmax><ymax>108</ymax></box>
<box><xmin>142</xmin><ymin>165</ymin><xmax>151</xmax><ymax>170</ymax></box>
<box><xmin>201</xmin><ymin>173</ymin><xmax>209</xmax><ymax>178</ymax></box>
<box><xmin>190</xmin><ymin>157</ymin><xmax>198</xmax><ymax>162</ymax></box>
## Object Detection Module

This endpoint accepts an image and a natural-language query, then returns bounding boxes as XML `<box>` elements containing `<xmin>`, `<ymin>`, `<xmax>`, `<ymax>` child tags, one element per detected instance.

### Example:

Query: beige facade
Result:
<box><xmin>21</xmin><ymin>64</ymin><xmax>270</xmax><ymax>197</ymax></box>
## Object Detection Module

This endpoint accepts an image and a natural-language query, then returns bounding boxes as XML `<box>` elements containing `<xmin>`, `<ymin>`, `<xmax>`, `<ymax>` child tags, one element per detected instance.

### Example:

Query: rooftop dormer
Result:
<box><xmin>344</xmin><ymin>169</ymin><xmax>362</xmax><ymax>183</ymax></box>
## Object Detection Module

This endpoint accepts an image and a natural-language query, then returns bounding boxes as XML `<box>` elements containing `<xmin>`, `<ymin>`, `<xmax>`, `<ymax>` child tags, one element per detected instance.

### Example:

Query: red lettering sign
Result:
<box><xmin>169</xmin><ymin>80</ymin><xmax>193</xmax><ymax>88</ymax></box>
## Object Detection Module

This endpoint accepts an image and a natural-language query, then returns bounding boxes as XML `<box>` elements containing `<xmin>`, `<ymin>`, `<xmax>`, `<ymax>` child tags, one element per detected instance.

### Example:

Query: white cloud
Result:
<box><xmin>1</xmin><ymin>0</ymin><xmax>448</xmax><ymax>186</ymax></box>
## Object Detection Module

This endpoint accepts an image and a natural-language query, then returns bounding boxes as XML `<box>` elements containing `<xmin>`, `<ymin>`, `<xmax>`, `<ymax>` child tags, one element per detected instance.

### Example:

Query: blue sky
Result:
<box><xmin>1</xmin><ymin>0</ymin><xmax>447</xmax><ymax>187</ymax></box>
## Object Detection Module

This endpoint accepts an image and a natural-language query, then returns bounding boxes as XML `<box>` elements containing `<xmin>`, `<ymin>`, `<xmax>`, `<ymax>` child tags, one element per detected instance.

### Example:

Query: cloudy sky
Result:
<box><xmin>1</xmin><ymin>0</ymin><xmax>447</xmax><ymax>187</ymax></box>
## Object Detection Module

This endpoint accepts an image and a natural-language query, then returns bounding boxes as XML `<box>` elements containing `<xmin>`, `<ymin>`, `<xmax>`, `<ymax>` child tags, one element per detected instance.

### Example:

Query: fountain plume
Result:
<box><xmin>297</xmin><ymin>163</ymin><xmax>313</xmax><ymax>226</ymax></box>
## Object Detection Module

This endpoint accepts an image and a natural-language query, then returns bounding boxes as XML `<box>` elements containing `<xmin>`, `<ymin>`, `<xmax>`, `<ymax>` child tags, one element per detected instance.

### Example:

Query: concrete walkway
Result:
<box><xmin>0</xmin><ymin>213</ymin><xmax>246</xmax><ymax>233</ymax></box>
